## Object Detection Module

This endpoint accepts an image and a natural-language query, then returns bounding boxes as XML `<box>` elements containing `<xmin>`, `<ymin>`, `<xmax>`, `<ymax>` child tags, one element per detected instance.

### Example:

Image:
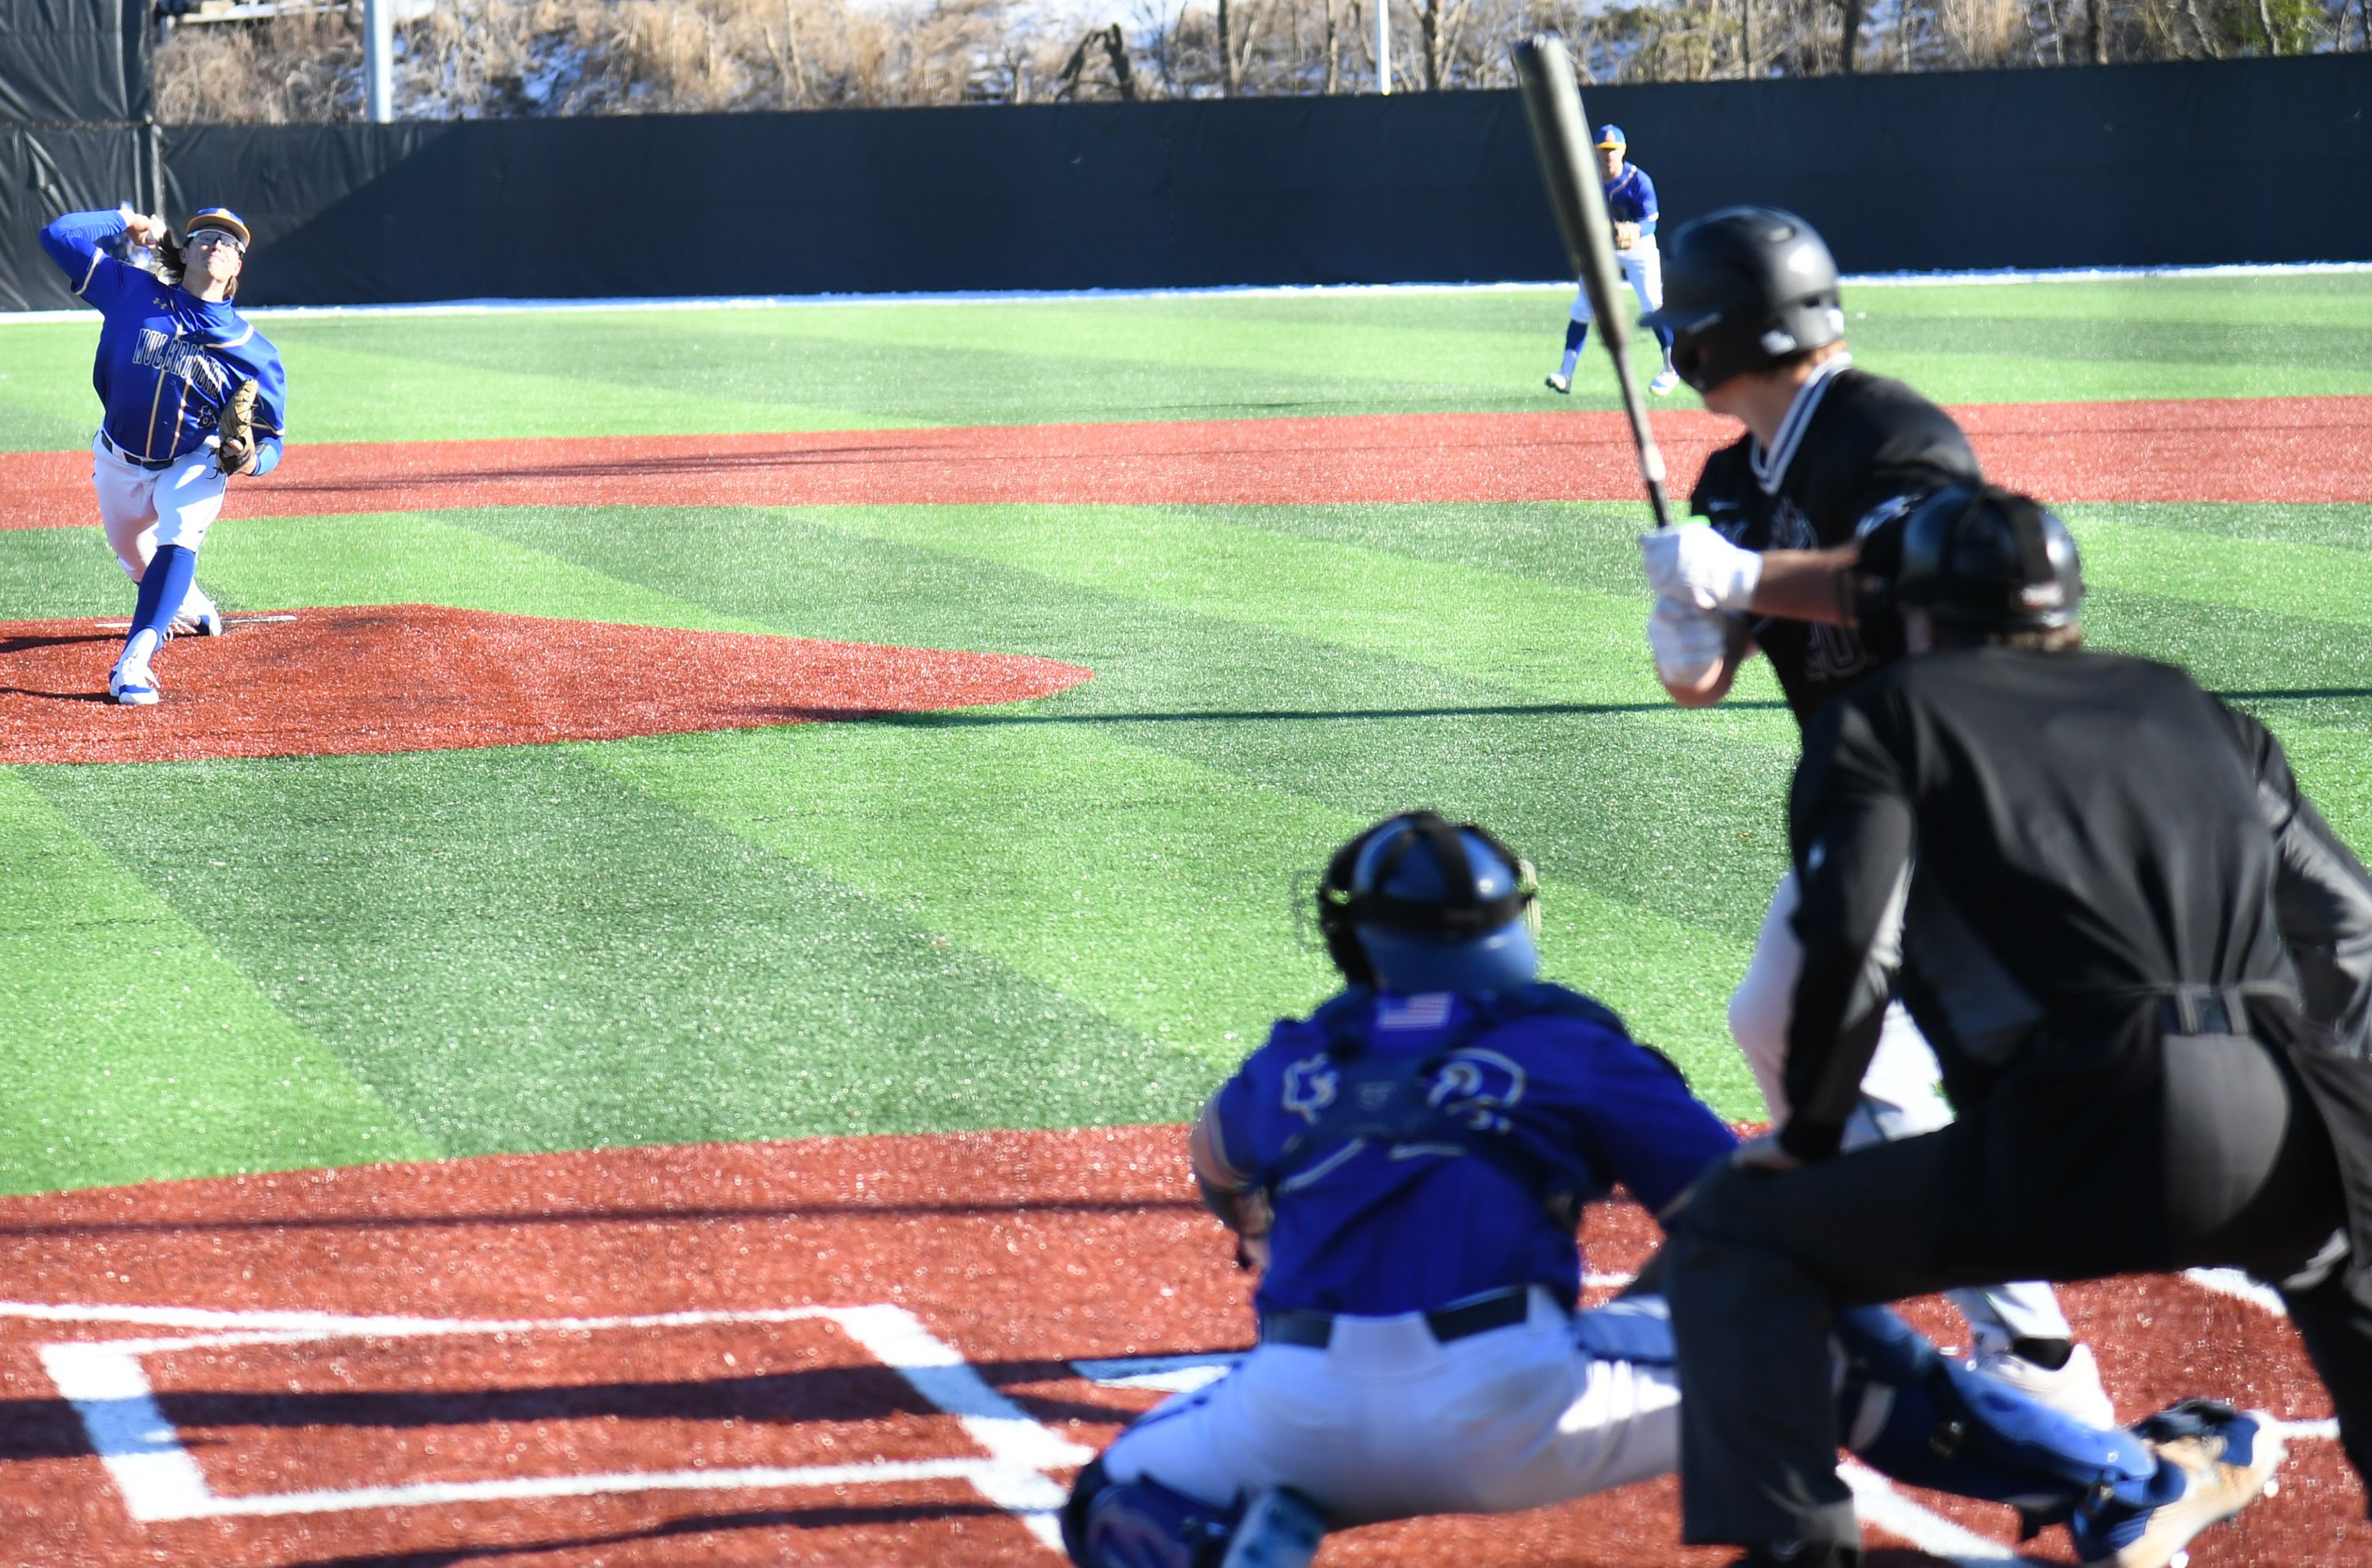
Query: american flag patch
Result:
<box><xmin>1376</xmin><ymin>993</ymin><xmax>1456</xmax><ymax>1031</ymax></box>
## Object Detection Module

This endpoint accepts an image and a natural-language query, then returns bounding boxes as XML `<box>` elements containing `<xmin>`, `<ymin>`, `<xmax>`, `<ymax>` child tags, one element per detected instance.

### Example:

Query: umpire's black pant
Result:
<box><xmin>1666</xmin><ymin>1025</ymin><xmax>2372</xmax><ymax>1553</ymax></box>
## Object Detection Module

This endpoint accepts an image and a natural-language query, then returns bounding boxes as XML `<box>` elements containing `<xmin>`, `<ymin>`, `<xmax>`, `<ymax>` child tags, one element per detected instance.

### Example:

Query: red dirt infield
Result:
<box><xmin>0</xmin><ymin>607</ymin><xmax>1092</xmax><ymax>764</ymax></box>
<box><xmin>2</xmin><ymin>397</ymin><xmax>2366</xmax><ymax>527</ymax></box>
<box><xmin>0</xmin><ymin>1126</ymin><xmax>2361</xmax><ymax>1568</ymax></box>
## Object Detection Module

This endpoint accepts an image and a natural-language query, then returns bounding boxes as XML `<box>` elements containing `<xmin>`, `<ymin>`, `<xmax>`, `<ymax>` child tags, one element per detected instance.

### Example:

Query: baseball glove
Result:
<box><xmin>1613</xmin><ymin>221</ymin><xmax>1640</xmax><ymax>251</ymax></box>
<box><xmin>215</xmin><ymin>376</ymin><xmax>261</xmax><ymax>475</ymax></box>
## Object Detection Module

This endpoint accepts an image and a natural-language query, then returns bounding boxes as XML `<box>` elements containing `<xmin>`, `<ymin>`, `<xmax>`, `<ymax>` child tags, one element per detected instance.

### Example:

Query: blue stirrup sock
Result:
<box><xmin>130</xmin><ymin>544</ymin><xmax>199</xmax><ymax>648</ymax></box>
<box><xmin>1560</xmin><ymin>319</ymin><xmax>1589</xmax><ymax>377</ymax></box>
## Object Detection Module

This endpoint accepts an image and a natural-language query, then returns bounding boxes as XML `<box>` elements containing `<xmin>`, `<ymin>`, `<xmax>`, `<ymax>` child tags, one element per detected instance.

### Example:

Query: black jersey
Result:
<box><xmin>1690</xmin><ymin>362</ymin><xmax>1979</xmax><ymax>727</ymax></box>
<box><xmin>1777</xmin><ymin>647</ymin><xmax>2372</xmax><ymax>1163</ymax></box>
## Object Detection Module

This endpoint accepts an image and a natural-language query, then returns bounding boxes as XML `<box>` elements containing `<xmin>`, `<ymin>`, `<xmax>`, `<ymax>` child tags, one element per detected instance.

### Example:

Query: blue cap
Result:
<box><xmin>185</xmin><ymin>208</ymin><xmax>250</xmax><ymax>247</ymax></box>
<box><xmin>1595</xmin><ymin>123</ymin><xmax>1626</xmax><ymax>149</ymax></box>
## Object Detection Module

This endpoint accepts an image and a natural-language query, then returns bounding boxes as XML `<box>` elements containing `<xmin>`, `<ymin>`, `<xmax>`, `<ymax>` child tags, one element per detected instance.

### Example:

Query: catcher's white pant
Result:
<box><xmin>1730</xmin><ymin>867</ymin><xmax>2072</xmax><ymax>1347</ymax></box>
<box><xmin>1570</xmin><ymin>238</ymin><xmax>1663</xmax><ymax>325</ymax></box>
<box><xmin>1097</xmin><ymin>1288</ymin><xmax>1679</xmax><ymax>1525</ymax></box>
<box><xmin>93</xmin><ymin>431</ymin><xmax>228</xmax><ymax>575</ymax></box>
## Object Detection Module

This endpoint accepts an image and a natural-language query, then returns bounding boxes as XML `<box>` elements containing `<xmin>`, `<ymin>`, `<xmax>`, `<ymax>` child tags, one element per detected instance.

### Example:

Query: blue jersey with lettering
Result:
<box><xmin>1604</xmin><ymin>164</ymin><xmax>1659</xmax><ymax>236</ymax></box>
<box><xmin>1202</xmin><ymin>985</ymin><xmax>1735</xmax><ymax>1317</ymax></box>
<box><xmin>39</xmin><ymin>210</ymin><xmax>286</xmax><ymax>474</ymax></box>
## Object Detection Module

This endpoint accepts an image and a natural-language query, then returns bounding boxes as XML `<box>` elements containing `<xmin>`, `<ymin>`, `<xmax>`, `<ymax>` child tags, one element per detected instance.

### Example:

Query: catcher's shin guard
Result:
<box><xmin>1062</xmin><ymin>1457</ymin><xmax>1237</xmax><ymax>1568</ymax></box>
<box><xmin>1833</xmin><ymin>1305</ymin><xmax>2160</xmax><ymax>1524</ymax></box>
<box><xmin>1219</xmin><ymin>1489</ymin><xmax>1325</xmax><ymax>1568</ymax></box>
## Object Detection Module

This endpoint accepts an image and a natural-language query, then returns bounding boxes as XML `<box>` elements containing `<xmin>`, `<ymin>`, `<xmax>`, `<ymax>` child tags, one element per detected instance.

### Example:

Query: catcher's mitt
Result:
<box><xmin>215</xmin><ymin>376</ymin><xmax>261</xmax><ymax>475</ymax></box>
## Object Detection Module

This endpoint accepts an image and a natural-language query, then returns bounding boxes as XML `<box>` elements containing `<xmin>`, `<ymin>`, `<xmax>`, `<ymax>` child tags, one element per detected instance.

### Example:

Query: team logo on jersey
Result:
<box><xmin>133</xmin><ymin>328</ymin><xmax>232</xmax><ymax>395</ymax></box>
<box><xmin>1426</xmin><ymin>1047</ymin><xmax>1528</xmax><ymax>1135</ymax></box>
<box><xmin>1281</xmin><ymin>1054</ymin><xmax>1339</xmax><ymax>1123</ymax></box>
<box><xmin>1768</xmin><ymin>497</ymin><xmax>1817</xmax><ymax>550</ymax></box>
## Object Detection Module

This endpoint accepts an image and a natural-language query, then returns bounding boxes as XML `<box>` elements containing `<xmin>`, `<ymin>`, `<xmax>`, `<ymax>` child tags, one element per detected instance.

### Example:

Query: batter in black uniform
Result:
<box><xmin>1635</xmin><ymin>208</ymin><xmax>2111</xmax><ymax>1425</ymax></box>
<box><xmin>1664</xmin><ymin>486</ymin><xmax>2372</xmax><ymax>1568</ymax></box>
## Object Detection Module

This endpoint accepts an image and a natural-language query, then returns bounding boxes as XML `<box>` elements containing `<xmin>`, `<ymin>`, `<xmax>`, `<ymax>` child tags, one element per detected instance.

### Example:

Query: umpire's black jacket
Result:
<box><xmin>1781</xmin><ymin>644</ymin><xmax>2372</xmax><ymax>1268</ymax></box>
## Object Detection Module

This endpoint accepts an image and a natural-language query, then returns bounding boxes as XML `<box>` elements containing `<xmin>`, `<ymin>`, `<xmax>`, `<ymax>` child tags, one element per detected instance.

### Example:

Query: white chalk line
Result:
<box><xmin>15</xmin><ymin>1298</ymin><xmax>1086</xmax><ymax>1551</ymax></box>
<box><xmin>1066</xmin><ymin>1269</ymin><xmax>2339</xmax><ymax>1566</ymax></box>
<box><xmin>2181</xmin><ymin>1266</ymin><xmax>2291</xmax><ymax>1318</ymax></box>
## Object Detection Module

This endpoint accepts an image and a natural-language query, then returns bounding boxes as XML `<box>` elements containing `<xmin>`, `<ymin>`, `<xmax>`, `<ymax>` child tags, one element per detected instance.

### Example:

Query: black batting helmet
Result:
<box><xmin>1894</xmin><ymin>485</ymin><xmax>2084</xmax><ymax>633</ymax></box>
<box><xmin>1640</xmin><ymin>206</ymin><xmax>1845</xmax><ymax>393</ymax></box>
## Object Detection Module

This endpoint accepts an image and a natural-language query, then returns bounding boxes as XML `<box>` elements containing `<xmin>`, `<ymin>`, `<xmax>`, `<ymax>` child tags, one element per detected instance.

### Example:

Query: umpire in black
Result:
<box><xmin>1664</xmin><ymin>486</ymin><xmax>2372</xmax><ymax>1568</ymax></box>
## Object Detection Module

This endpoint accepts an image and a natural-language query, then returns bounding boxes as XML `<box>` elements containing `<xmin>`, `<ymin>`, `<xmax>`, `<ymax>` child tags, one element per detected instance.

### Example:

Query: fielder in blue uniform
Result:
<box><xmin>1547</xmin><ymin>126</ymin><xmax>1680</xmax><ymax>399</ymax></box>
<box><xmin>38</xmin><ymin>205</ymin><xmax>287</xmax><ymax>705</ymax></box>
<box><xmin>1061</xmin><ymin>811</ymin><xmax>2281</xmax><ymax>1568</ymax></box>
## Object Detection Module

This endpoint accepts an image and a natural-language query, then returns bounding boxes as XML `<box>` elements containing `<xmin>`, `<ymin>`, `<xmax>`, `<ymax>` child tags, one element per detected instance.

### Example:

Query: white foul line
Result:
<box><xmin>1841</xmin><ymin>1463</ymin><xmax>2027</xmax><ymax>1566</ymax></box>
<box><xmin>20</xmin><ymin>1298</ymin><xmax>1087</xmax><ymax>1552</ymax></box>
<box><xmin>2181</xmin><ymin>1267</ymin><xmax>2291</xmax><ymax>1318</ymax></box>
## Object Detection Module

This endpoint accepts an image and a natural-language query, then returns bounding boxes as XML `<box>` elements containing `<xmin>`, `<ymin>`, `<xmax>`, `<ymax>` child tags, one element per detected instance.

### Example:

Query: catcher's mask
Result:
<box><xmin>1639</xmin><ymin>206</ymin><xmax>1845</xmax><ymax>394</ymax></box>
<box><xmin>1894</xmin><ymin>483</ymin><xmax>2084</xmax><ymax>636</ymax></box>
<box><xmin>1315</xmin><ymin>812</ymin><xmax>1541</xmax><ymax>994</ymax></box>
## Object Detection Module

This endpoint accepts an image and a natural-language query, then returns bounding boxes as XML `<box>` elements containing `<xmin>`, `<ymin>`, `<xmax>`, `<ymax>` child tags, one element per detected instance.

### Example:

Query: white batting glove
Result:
<box><xmin>1648</xmin><ymin>595</ymin><xmax>1729</xmax><ymax>690</ymax></box>
<box><xmin>1640</xmin><ymin>523</ymin><xmax>1764</xmax><ymax>613</ymax></box>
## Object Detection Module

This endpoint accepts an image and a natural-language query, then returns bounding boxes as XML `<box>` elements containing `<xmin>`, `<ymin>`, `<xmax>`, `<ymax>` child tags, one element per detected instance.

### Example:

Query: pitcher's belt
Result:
<box><xmin>102</xmin><ymin>431</ymin><xmax>175</xmax><ymax>470</ymax></box>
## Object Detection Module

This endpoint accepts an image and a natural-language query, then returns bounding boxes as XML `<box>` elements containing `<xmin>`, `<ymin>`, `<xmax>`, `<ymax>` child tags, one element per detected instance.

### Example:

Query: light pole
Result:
<box><xmin>365</xmin><ymin>0</ymin><xmax>394</xmax><ymax>122</ymax></box>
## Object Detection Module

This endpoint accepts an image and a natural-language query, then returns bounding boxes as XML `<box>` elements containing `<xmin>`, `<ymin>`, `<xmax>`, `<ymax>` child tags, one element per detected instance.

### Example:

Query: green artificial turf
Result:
<box><xmin>2</xmin><ymin>281</ymin><xmax>2367</xmax><ymax>1196</ymax></box>
<box><xmin>3</xmin><ymin>273</ymin><xmax>2370</xmax><ymax>450</ymax></box>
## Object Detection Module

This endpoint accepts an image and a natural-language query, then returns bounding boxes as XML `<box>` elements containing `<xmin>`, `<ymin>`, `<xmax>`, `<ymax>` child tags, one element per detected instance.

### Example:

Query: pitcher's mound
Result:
<box><xmin>0</xmin><ymin>606</ymin><xmax>1093</xmax><ymax>765</ymax></box>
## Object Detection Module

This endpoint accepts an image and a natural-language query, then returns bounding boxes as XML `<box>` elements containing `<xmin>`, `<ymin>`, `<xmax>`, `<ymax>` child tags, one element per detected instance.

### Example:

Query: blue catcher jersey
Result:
<box><xmin>1204</xmin><ymin>985</ymin><xmax>1735</xmax><ymax>1317</ymax></box>
<box><xmin>1604</xmin><ymin>165</ymin><xmax>1660</xmax><ymax>236</ymax></box>
<box><xmin>39</xmin><ymin>210</ymin><xmax>288</xmax><ymax>472</ymax></box>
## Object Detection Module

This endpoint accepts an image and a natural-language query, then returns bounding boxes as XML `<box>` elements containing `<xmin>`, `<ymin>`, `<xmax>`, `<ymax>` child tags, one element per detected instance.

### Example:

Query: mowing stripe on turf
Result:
<box><xmin>429</xmin><ymin>504</ymin><xmax>1804</xmax><ymax>949</ymax></box>
<box><xmin>198</xmin><ymin>512</ymin><xmax>769</xmax><ymax>633</ymax></box>
<box><xmin>584</xmin><ymin>722</ymin><xmax>1757</xmax><ymax>1101</ymax></box>
<box><xmin>796</xmin><ymin>502</ymin><xmax>1732</xmax><ymax>711</ymax></box>
<box><xmin>19</xmin><ymin>747</ymin><xmax>1201</xmax><ymax>1162</ymax></box>
<box><xmin>2064</xmin><ymin>501</ymin><xmax>2372</xmax><ymax>551</ymax></box>
<box><xmin>2079</xmin><ymin>517</ymin><xmax>2372</xmax><ymax>627</ymax></box>
<box><xmin>282</xmin><ymin>340</ymin><xmax>909</xmax><ymax>445</ymax></box>
<box><xmin>0</xmin><ymin>769</ymin><xmax>436</xmax><ymax>1196</ymax></box>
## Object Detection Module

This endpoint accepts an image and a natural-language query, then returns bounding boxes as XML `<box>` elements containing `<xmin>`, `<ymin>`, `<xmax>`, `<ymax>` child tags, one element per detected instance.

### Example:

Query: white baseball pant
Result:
<box><xmin>1730</xmin><ymin>867</ymin><xmax>2072</xmax><ymax>1347</ymax></box>
<box><xmin>92</xmin><ymin>433</ymin><xmax>225</xmax><ymax>623</ymax></box>
<box><xmin>1097</xmin><ymin>1289</ymin><xmax>1679</xmax><ymax>1525</ymax></box>
<box><xmin>1570</xmin><ymin>239</ymin><xmax>1664</xmax><ymax>326</ymax></box>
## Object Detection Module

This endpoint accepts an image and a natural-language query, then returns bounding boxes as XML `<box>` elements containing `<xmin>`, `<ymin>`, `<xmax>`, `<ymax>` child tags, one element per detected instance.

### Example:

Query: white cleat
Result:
<box><xmin>1544</xmin><ymin>372</ymin><xmax>1571</xmax><ymax>395</ymax></box>
<box><xmin>1649</xmin><ymin>367</ymin><xmax>1682</xmax><ymax>395</ymax></box>
<box><xmin>1970</xmin><ymin>1340</ymin><xmax>2117</xmax><ymax>1430</ymax></box>
<box><xmin>108</xmin><ymin>663</ymin><xmax>160</xmax><ymax>705</ymax></box>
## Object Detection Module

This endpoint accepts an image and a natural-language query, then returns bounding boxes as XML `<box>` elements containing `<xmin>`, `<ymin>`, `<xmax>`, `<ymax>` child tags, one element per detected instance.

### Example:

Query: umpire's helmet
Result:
<box><xmin>1639</xmin><ymin>206</ymin><xmax>1845</xmax><ymax>393</ymax></box>
<box><xmin>1316</xmin><ymin>812</ymin><xmax>1539</xmax><ymax>993</ymax></box>
<box><xmin>1894</xmin><ymin>484</ymin><xmax>2084</xmax><ymax>633</ymax></box>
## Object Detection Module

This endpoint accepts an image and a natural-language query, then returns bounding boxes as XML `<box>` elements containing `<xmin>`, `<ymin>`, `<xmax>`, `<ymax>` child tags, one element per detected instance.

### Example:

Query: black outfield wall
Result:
<box><xmin>7</xmin><ymin>53</ymin><xmax>2370</xmax><ymax>308</ymax></box>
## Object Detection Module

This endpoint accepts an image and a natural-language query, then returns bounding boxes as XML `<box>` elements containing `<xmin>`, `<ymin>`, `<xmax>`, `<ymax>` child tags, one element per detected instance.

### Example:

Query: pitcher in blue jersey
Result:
<box><xmin>1060</xmin><ymin>811</ymin><xmax>2280</xmax><ymax>1568</ymax></box>
<box><xmin>1547</xmin><ymin>125</ymin><xmax>1680</xmax><ymax>399</ymax></box>
<box><xmin>38</xmin><ymin>205</ymin><xmax>288</xmax><ymax>705</ymax></box>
